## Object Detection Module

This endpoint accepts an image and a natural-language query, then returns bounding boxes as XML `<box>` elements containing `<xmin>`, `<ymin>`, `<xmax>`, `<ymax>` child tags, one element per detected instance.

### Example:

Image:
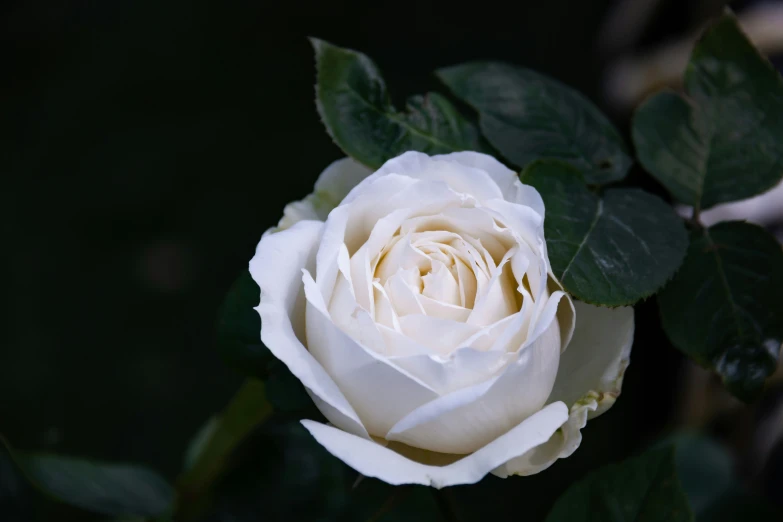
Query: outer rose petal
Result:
<box><xmin>301</xmin><ymin>401</ymin><xmax>569</xmax><ymax>488</ymax></box>
<box><xmin>432</xmin><ymin>152</ymin><xmax>544</xmax><ymax>215</ymax></box>
<box><xmin>549</xmin><ymin>302</ymin><xmax>634</xmax><ymax>415</ymax></box>
<box><xmin>249</xmin><ymin>220</ymin><xmax>370</xmax><ymax>440</ymax></box>
<box><xmin>277</xmin><ymin>158</ymin><xmax>373</xmax><ymax>229</ymax></box>
<box><xmin>493</xmin><ymin>302</ymin><xmax>634</xmax><ymax>477</ymax></box>
<box><xmin>343</xmin><ymin>151</ymin><xmax>512</xmax><ymax>207</ymax></box>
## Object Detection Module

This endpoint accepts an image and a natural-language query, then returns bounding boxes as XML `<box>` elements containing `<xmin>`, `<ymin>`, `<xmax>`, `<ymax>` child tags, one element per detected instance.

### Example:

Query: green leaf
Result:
<box><xmin>1</xmin><ymin>437</ymin><xmax>174</xmax><ymax>518</ymax></box>
<box><xmin>522</xmin><ymin>161</ymin><xmax>688</xmax><ymax>305</ymax></box>
<box><xmin>657</xmin><ymin>221</ymin><xmax>783</xmax><ymax>401</ymax></box>
<box><xmin>216</xmin><ymin>270</ymin><xmax>269</xmax><ymax>378</ymax></box>
<box><xmin>669</xmin><ymin>433</ymin><xmax>733</xmax><ymax>515</ymax></box>
<box><xmin>666</xmin><ymin>433</ymin><xmax>781</xmax><ymax>521</ymax></box>
<box><xmin>696</xmin><ymin>486</ymin><xmax>782</xmax><ymax>522</ymax></box>
<box><xmin>632</xmin><ymin>11</ymin><xmax>783</xmax><ymax>211</ymax></box>
<box><xmin>545</xmin><ymin>446</ymin><xmax>692</xmax><ymax>522</ymax></box>
<box><xmin>312</xmin><ymin>39</ymin><xmax>485</xmax><ymax>169</ymax></box>
<box><xmin>438</xmin><ymin>62</ymin><xmax>632</xmax><ymax>184</ymax></box>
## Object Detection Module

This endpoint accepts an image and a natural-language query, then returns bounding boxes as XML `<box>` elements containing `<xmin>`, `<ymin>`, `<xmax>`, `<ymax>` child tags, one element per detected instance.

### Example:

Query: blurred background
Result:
<box><xmin>2</xmin><ymin>0</ymin><xmax>782</xmax><ymax>520</ymax></box>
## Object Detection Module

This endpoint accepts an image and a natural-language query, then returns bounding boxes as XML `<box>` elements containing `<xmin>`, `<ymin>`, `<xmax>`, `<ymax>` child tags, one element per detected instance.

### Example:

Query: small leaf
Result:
<box><xmin>438</xmin><ymin>62</ymin><xmax>632</xmax><ymax>184</ymax></box>
<box><xmin>216</xmin><ymin>270</ymin><xmax>269</xmax><ymax>378</ymax></box>
<box><xmin>522</xmin><ymin>161</ymin><xmax>688</xmax><ymax>306</ymax></box>
<box><xmin>312</xmin><ymin>39</ymin><xmax>485</xmax><ymax>169</ymax></box>
<box><xmin>657</xmin><ymin>221</ymin><xmax>783</xmax><ymax>401</ymax></box>
<box><xmin>545</xmin><ymin>446</ymin><xmax>692</xmax><ymax>522</ymax></box>
<box><xmin>632</xmin><ymin>11</ymin><xmax>783</xmax><ymax>211</ymax></box>
<box><xmin>1</xmin><ymin>437</ymin><xmax>174</xmax><ymax>518</ymax></box>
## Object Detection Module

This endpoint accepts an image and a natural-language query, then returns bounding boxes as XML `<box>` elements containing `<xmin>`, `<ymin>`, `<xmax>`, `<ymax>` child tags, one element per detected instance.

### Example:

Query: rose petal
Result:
<box><xmin>468</xmin><ymin>249</ymin><xmax>518</xmax><ymax>326</ymax></box>
<box><xmin>315</xmin><ymin>174</ymin><xmax>416</xmax><ymax>303</ymax></box>
<box><xmin>422</xmin><ymin>261</ymin><xmax>460</xmax><ymax>306</ymax></box>
<box><xmin>301</xmin><ymin>401</ymin><xmax>569</xmax><ymax>488</ymax></box>
<box><xmin>433</xmin><ymin>152</ymin><xmax>517</xmax><ymax>193</ymax></box>
<box><xmin>314</xmin><ymin>157</ymin><xmax>375</xmax><ymax>207</ymax></box>
<box><xmin>549</xmin><ymin>301</ymin><xmax>634</xmax><ymax>415</ymax></box>
<box><xmin>418</xmin><ymin>294</ymin><xmax>471</xmax><ymax>322</ymax></box>
<box><xmin>493</xmin><ymin>394</ymin><xmax>594</xmax><ymax>477</ymax></box>
<box><xmin>386</xmin><ymin>293</ymin><xmax>567</xmax><ymax>454</ymax></box>
<box><xmin>402</xmin><ymin>208</ymin><xmax>514</xmax><ymax>263</ymax></box>
<box><xmin>390</xmin><ymin>347</ymin><xmax>513</xmax><ymax>395</ymax></box>
<box><xmin>375</xmin><ymin>231</ymin><xmax>429</xmax><ymax>284</ymax></box>
<box><xmin>385</xmin><ymin>269</ymin><xmax>426</xmax><ymax>317</ymax></box>
<box><xmin>277</xmin><ymin>157</ymin><xmax>373</xmax><ymax>230</ymax></box>
<box><xmin>496</xmin><ymin>302</ymin><xmax>634</xmax><ymax>476</ymax></box>
<box><xmin>249</xmin><ymin>221</ymin><xmax>370</xmax><ymax>439</ymax></box>
<box><xmin>398</xmin><ymin>315</ymin><xmax>481</xmax><ymax>356</ymax></box>
<box><xmin>317</xmin><ymin>176</ymin><xmax>460</xmax><ymax>304</ymax></box>
<box><xmin>484</xmin><ymin>199</ymin><xmax>544</xmax><ymax>257</ymax></box>
<box><xmin>304</xmin><ymin>274</ymin><xmax>439</xmax><ymax>437</ymax></box>
<box><xmin>346</xmin><ymin>151</ymin><xmax>503</xmax><ymax>204</ymax></box>
<box><xmin>372</xmin><ymin>281</ymin><xmax>400</xmax><ymax>330</ymax></box>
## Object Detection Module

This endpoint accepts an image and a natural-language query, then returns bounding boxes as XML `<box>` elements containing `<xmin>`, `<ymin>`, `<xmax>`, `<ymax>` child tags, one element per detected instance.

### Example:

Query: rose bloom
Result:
<box><xmin>250</xmin><ymin>152</ymin><xmax>633</xmax><ymax>488</ymax></box>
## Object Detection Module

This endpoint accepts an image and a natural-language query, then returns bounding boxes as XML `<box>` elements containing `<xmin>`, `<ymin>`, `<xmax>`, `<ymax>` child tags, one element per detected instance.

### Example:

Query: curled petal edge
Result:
<box><xmin>301</xmin><ymin>401</ymin><xmax>569</xmax><ymax>488</ymax></box>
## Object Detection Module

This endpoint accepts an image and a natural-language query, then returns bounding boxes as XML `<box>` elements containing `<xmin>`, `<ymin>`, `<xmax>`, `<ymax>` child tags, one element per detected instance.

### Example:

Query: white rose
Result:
<box><xmin>249</xmin><ymin>151</ymin><xmax>634</xmax><ymax>488</ymax></box>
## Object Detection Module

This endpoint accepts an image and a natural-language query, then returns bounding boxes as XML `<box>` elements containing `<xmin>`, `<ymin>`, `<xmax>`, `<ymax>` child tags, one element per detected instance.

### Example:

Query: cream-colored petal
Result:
<box><xmin>432</xmin><ymin>152</ymin><xmax>519</xmax><ymax>200</ymax></box>
<box><xmin>422</xmin><ymin>261</ymin><xmax>460</xmax><ymax>306</ymax></box>
<box><xmin>468</xmin><ymin>249</ymin><xmax>518</xmax><ymax>327</ymax></box>
<box><xmin>418</xmin><ymin>294</ymin><xmax>471</xmax><ymax>322</ymax></box>
<box><xmin>347</xmin><ymin>151</ymin><xmax>503</xmax><ymax>205</ymax></box>
<box><xmin>398</xmin><ymin>315</ymin><xmax>481</xmax><ymax>356</ymax></box>
<box><xmin>301</xmin><ymin>401</ymin><xmax>569</xmax><ymax>488</ymax></box>
<box><xmin>304</xmin><ymin>273</ymin><xmax>438</xmax><ymax>437</ymax></box>
<box><xmin>315</xmin><ymin>174</ymin><xmax>417</xmax><ymax>303</ymax></box>
<box><xmin>493</xmin><ymin>394</ymin><xmax>595</xmax><ymax>477</ymax></box>
<box><xmin>549</xmin><ymin>301</ymin><xmax>634</xmax><ymax>415</ymax></box>
<box><xmin>390</xmin><ymin>347</ymin><xmax>513</xmax><ymax>395</ymax></box>
<box><xmin>276</xmin><ymin>157</ymin><xmax>373</xmax><ymax>230</ymax></box>
<box><xmin>386</xmin><ymin>294</ymin><xmax>567</xmax><ymax>454</ymax></box>
<box><xmin>496</xmin><ymin>302</ymin><xmax>634</xmax><ymax>476</ymax></box>
<box><xmin>385</xmin><ymin>269</ymin><xmax>426</xmax><ymax>317</ymax></box>
<box><xmin>249</xmin><ymin>221</ymin><xmax>369</xmax><ymax>440</ymax></box>
<box><xmin>375</xmin><ymin>231</ymin><xmax>429</xmax><ymax>284</ymax></box>
<box><xmin>313</xmin><ymin>157</ymin><xmax>375</xmax><ymax>208</ymax></box>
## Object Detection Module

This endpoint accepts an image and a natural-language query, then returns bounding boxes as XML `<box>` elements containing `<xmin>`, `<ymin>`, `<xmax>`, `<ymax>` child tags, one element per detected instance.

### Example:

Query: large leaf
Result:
<box><xmin>657</xmin><ymin>221</ymin><xmax>783</xmax><ymax>401</ymax></box>
<box><xmin>1</xmin><ymin>437</ymin><xmax>174</xmax><ymax>518</ymax></box>
<box><xmin>696</xmin><ymin>486</ymin><xmax>782</xmax><ymax>522</ymax></box>
<box><xmin>669</xmin><ymin>433</ymin><xmax>733</xmax><ymax>516</ymax></box>
<box><xmin>668</xmin><ymin>433</ymin><xmax>782</xmax><ymax>522</ymax></box>
<box><xmin>522</xmin><ymin>161</ymin><xmax>688</xmax><ymax>306</ymax></box>
<box><xmin>438</xmin><ymin>62</ymin><xmax>632</xmax><ymax>184</ymax></box>
<box><xmin>632</xmin><ymin>11</ymin><xmax>783</xmax><ymax>211</ymax></box>
<box><xmin>216</xmin><ymin>270</ymin><xmax>269</xmax><ymax>378</ymax></box>
<box><xmin>545</xmin><ymin>446</ymin><xmax>692</xmax><ymax>522</ymax></box>
<box><xmin>312</xmin><ymin>39</ymin><xmax>485</xmax><ymax>169</ymax></box>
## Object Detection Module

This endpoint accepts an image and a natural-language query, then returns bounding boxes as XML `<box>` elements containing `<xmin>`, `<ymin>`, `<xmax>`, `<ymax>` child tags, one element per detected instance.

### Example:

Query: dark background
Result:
<box><xmin>2</xmin><ymin>0</ymin><xmax>780</xmax><ymax>520</ymax></box>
